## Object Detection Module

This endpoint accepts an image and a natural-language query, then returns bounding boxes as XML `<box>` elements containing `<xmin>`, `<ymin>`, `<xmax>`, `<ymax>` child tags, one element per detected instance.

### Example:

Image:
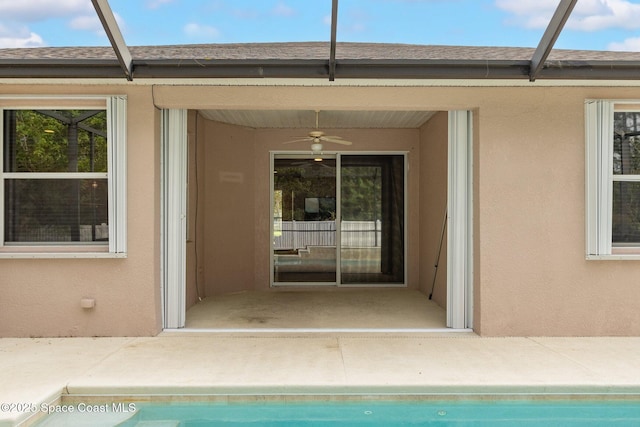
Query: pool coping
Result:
<box><xmin>5</xmin><ymin>335</ymin><xmax>640</xmax><ymax>426</ymax></box>
<box><xmin>64</xmin><ymin>385</ymin><xmax>640</xmax><ymax>397</ymax></box>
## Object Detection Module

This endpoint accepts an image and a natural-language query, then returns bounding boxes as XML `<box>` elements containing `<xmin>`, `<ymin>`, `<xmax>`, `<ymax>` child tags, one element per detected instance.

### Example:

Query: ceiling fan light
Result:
<box><xmin>311</xmin><ymin>142</ymin><xmax>323</xmax><ymax>153</ymax></box>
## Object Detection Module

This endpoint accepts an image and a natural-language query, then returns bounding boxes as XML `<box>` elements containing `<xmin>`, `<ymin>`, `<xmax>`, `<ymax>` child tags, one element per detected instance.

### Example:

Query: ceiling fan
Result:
<box><xmin>283</xmin><ymin>110</ymin><xmax>353</xmax><ymax>154</ymax></box>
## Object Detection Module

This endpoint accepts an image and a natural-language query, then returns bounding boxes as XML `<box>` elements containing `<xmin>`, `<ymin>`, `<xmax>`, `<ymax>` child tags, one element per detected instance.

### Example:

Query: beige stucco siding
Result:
<box><xmin>475</xmin><ymin>87</ymin><xmax>640</xmax><ymax>336</ymax></box>
<box><xmin>1</xmin><ymin>82</ymin><xmax>640</xmax><ymax>337</ymax></box>
<box><xmin>418</xmin><ymin>111</ymin><xmax>448</xmax><ymax>307</ymax></box>
<box><xmin>156</xmin><ymin>84</ymin><xmax>640</xmax><ymax>336</ymax></box>
<box><xmin>201</xmin><ymin>120</ymin><xmax>257</xmax><ymax>295</ymax></box>
<box><xmin>0</xmin><ymin>85</ymin><xmax>162</xmax><ymax>337</ymax></box>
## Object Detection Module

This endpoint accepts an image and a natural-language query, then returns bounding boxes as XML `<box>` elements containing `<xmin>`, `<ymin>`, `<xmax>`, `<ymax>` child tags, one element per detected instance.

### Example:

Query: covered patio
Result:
<box><xmin>184</xmin><ymin>289</ymin><xmax>447</xmax><ymax>331</ymax></box>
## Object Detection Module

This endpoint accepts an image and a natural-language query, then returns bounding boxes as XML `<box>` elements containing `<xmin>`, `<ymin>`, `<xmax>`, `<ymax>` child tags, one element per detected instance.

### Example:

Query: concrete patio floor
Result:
<box><xmin>185</xmin><ymin>289</ymin><xmax>447</xmax><ymax>330</ymax></box>
<box><xmin>2</xmin><ymin>334</ymin><xmax>640</xmax><ymax>425</ymax></box>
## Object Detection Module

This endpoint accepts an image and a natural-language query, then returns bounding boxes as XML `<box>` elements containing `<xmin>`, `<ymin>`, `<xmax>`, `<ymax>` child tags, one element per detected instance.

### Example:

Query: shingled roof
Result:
<box><xmin>2</xmin><ymin>42</ymin><xmax>640</xmax><ymax>80</ymax></box>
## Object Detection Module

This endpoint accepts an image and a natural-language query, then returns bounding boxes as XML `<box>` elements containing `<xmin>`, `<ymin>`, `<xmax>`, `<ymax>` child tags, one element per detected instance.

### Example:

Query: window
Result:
<box><xmin>0</xmin><ymin>96</ymin><xmax>127</xmax><ymax>257</ymax></box>
<box><xmin>586</xmin><ymin>100</ymin><xmax>640</xmax><ymax>258</ymax></box>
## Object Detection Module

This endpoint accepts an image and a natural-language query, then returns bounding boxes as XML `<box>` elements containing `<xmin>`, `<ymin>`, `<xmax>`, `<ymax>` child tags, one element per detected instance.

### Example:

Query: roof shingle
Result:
<box><xmin>2</xmin><ymin>42</ymin><xmax>640</xmax><ymax>62</ymax></box>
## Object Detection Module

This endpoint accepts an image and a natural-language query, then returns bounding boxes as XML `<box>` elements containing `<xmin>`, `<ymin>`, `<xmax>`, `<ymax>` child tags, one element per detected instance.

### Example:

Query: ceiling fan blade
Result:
<box><xmin>282</xmin><ymin>138</ymin><xmax>311</xmax><ymax>144</ymax></box>
<box><xmin>321</xmin><ymin>136</ymin><xmax>353</xmax><ymax>145</ymax></box>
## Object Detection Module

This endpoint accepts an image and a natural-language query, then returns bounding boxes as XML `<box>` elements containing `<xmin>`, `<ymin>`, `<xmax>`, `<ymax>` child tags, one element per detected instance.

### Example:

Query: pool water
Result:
<box><xmin>34</xmin><ymin>399</ymin><xmax>640</xmax><ymax>426</ymax></box>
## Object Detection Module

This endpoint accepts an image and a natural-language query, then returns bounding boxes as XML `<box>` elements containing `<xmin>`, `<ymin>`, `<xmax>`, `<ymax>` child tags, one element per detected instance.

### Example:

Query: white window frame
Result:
<box><xmin>0</xmin><ymin>95</ymin><xmax>127</xmax><ymax>258</ymax></box>
<box><xmin>585</xmin><ymin>99</ymin><xmax>640</xmax><ymax>260</ymax></box>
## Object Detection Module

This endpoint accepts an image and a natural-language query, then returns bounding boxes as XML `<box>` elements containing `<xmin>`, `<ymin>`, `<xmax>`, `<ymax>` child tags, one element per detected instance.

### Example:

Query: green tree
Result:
<box><xmin>5</xmin><ymin>109</ymin><xmax>108</xmax><ymax>242</ymax></box>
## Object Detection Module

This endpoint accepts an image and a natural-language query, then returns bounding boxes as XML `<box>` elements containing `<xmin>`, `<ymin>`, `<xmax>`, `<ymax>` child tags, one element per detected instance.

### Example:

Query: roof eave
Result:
<box><xmin>537</xmin><ymin>60</ymin><xmax>640</xmax><ymax>80</ymax></box>
<box><xmin>130</xmin><ymin>58</ymin><xmax>640</xmax><ymax>80</ymax></box>
<box><xmin>130</xmin><ymin>58</ymin><xmax>533</xmax><ymax>79</ymax></box>
<box><xmin>2</xmin><ymin>58</ymin><xmax>640</xmax><ymax>81</ymax></box>
<box><xmin>0</xmin><ymin>59</ymin><xmax>125</xmax><ymax>79</ymax></box>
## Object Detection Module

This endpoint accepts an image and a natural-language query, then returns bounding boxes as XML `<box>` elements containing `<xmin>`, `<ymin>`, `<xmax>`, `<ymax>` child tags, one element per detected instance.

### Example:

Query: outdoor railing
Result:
<box><xmin>274</xmin><ymin>220</ymin><xmax>381</xmax><ymax>250</ymax></box>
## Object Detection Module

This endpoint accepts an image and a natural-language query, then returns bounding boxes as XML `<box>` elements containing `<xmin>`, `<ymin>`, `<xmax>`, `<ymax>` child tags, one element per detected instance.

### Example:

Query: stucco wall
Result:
<box><xmin>155</xmin><ymin>84</ymin><xmax>640</xmax><ymax>336</ymax></box>
<box><xmin>2</xmin><ymin>82</ymin><xmax>640</xmax><ymax>337</ymax></box>
<box><xmin>201</xmin><ymin>120</ymin><xmax>257</xmax><ymax>295</ymax></box>
<box><xmin>200</xmin><ymin>120</ymin><xmax>421</xmax><ymax>293</ymax></box>
<box><xmin>474</xmin><ymin>86</ymin><xmax>640</xmax><ymax>336</ymax></box>
<box><xmin>0</xmin><ymin>85</ymin><xmax>162</xmax><ymax>337</ymax></box>
<box><xmin>419</xmin><ymin>112</ymin><xmax>449</xmax><ymax>307</ymax></box>
<box><xmin>185</xmin><ymin>111</ymin><xmax>205</xmax><ymax>309</ymax></box>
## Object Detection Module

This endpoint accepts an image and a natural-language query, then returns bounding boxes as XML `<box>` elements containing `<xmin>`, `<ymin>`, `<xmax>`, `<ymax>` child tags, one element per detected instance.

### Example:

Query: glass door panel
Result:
<box><xmin>340</xmin><ymin>155</ymin><xmax>405</xmax><ymax>284</ymax></box>
<box><xmin>273</xmin><ymin>157</ymin><xmax>337</xmax><ymax>283</ymax></box>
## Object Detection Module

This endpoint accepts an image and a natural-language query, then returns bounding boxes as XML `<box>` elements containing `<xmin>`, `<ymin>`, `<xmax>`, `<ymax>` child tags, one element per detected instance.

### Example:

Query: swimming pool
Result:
<box><xmin>33</xmin><ymin>397</ymin><xmax>640</xmax><ymax>426</ymax></box>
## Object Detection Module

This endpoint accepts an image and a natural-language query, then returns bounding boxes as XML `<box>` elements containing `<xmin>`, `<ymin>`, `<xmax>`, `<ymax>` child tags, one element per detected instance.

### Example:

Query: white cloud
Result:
<box><xmin>0</xmin><ymin>33</ymin><xmax>44</xmax><ymax>48</ymax></box>
<box><xmin>184</xmin><ymin>23</ymin><xmax>221</xmax><ymax>39</ymax></box>
<box><xmin>0</xmin><ymin>0</ymin><xmax>114</xmax><ymax>46</ymax></box>
<box><xmin>570</xmin><ymin>0</ymin><xmax>640</xmax><ymax>31</ymax></box>
<box><xmin>272</xmin><ymin>2</ymin><xmax>295</xmax><ymax>17</ymax></box>
<box><xmin>0</xmin><ymin>23</ymin><xmax>44</xmax><ymax>48</ymax></box>
<box><xmin>495</xmin><ymin>0</ymin><xmax>640</xmax><ymax>31</ymax></box>
<box><xmin>0</xmin><ymin>0</ymin><xmax>91</xmax><ymax>22</ymax></box>
<box><xmin>69</xmin><ymin>15</ymin><xmax>103</xmax><ymax>33</ymax></box>
<box><xmin>608</xmin><ymin>37</ymin><xmax>640</xmax><ymax>51</ymax></box>
<box><xmin>68</xmin><ymin>12</ymin><xmax>125</xmax><ymax>36</ymax></box>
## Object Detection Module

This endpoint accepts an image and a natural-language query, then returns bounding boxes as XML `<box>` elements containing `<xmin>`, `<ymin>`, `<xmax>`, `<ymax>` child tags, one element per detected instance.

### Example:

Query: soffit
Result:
<box><xmin>198</xmin><ymin>109</ymin><xmax>436</xmax><ymax>129</ymax></box>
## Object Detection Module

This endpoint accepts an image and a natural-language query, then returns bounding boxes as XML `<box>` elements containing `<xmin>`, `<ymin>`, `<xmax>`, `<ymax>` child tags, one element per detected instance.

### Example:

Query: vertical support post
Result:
<box><xmin>161</xmin><ymin>109</ymin><xmax>188</xmax><ymax>329</ymax></box>
<box><xmin>329</xmin><ymin>0</ymin><xmax>339</xmax><ymax>81</ymax></box>
<box><xmin>447</xmin><ymin>110</ymin><xmax>473</xmax><ymax>329</ymax></box>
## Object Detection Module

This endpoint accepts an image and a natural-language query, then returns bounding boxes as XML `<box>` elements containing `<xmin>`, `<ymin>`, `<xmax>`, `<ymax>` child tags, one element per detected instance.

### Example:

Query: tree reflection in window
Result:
<box><xmin>3</xmin><ymin>110</ymin><xmax>108</xmax><ymax>243</ymax></box>
<box><xmin>612</xmin><ymin>112</ymin><xmax>640</xmax><ymax>245</ymax></box>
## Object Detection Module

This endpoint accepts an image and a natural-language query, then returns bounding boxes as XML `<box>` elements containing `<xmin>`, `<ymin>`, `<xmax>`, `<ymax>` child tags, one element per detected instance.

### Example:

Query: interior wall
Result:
<box><xmin>185</xmin><ymin>111</ymin><xmax>205</xmax><ymax>308</ymax></box>
<box><xmin>197</xmin><ymin>120</ymin><xmax>421</xmax><ymax>293</ymax></box>
<box><xmin>202</xmin><ymin>120</ymin><xmax>257</xmax><ymax>295</ymax></box>
<box><xmin>418</xmin><ymin>111</ymin><xmax>449</xmax><ymax>307</ymax></box>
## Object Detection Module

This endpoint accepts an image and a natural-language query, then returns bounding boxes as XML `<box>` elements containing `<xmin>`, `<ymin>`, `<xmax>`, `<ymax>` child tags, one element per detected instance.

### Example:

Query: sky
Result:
<box><xmin>2</xmin><ymin>0</ymin><xmax>640</xmax><ymax>51</ymax></box>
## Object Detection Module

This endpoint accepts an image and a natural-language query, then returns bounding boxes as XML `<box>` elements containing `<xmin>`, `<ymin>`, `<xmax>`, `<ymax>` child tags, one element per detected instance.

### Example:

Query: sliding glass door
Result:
<box><xmin>340</xmin><ymin>155</ymin><xmax>404</xmax><ymax>284</ymax></box>
<box><xmin>273</xmin><ymin>157</ymin><xmax>337</xmax><ymax>283</ymax></box>
<box><xmin>271</xmin><ymin>153</ymin><xmax>405</xmax><ymax>286</ymax></box>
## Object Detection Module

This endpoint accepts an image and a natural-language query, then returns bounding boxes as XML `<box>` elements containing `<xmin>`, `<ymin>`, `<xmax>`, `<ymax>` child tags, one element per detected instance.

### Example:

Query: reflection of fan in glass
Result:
<box><xmin>283</xmin><ymin>110</ymin><xmax>353</xmax><ymax>154</ymax></box>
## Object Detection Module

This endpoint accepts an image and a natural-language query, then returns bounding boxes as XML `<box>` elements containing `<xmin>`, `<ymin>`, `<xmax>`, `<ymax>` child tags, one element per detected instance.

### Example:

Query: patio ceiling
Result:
<box><xmin>198</xmin><ymin>109</ymin><xmax>437</xmax><ymax>129</ymax></box>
